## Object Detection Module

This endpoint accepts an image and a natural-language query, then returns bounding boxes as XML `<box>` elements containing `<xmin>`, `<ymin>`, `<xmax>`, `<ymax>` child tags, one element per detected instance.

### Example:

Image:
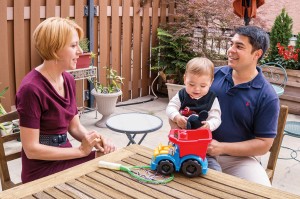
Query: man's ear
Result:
<box><xmin>255</xmin><ymin>49</ymin><xmax>263</xmax><ymax>60</ymax></box>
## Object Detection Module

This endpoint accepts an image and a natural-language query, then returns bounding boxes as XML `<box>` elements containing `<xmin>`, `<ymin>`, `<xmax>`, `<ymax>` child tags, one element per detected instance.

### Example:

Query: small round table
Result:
<box><xmin>280</xmin><ymin>121</ymin><xmax>300</xmax><ymax>162</ymax></box>
<box><xmin>106</xmin><ymin>112</ymin><xmax>163</xmax><ymax>146</ymax></box>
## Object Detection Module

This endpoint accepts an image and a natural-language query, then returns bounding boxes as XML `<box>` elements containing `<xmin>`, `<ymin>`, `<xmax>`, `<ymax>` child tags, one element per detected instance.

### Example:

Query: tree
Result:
<box><xmin>162</xmin><ymin>0</ymin><xmax>266</xmax><ymax>60</ymax></box>
<box><xmin>268</xmin><ymin>8</ymin><xmax>293</xmax><ymax>60</ymax></box>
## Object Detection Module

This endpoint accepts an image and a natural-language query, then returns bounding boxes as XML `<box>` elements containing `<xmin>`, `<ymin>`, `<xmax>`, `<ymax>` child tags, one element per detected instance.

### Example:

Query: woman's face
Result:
<box><xmin>56</xmin><ymin>29</ymin><xmax>83</xmax><ymax>70</ymax></box>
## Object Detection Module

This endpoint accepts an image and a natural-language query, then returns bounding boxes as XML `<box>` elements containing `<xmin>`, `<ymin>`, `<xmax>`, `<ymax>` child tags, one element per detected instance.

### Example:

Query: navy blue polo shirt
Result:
<box><xmin>210</xmin><ymin>66</ymin><xmax>279</xmax><ymax>142</ymax></box>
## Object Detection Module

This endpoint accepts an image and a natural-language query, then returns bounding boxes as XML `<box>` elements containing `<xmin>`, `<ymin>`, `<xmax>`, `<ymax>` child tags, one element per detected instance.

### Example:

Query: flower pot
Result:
<box><xmin>165</xmin><ymin>83</ymin><xmax>185</xmax><ymax>101</ymax></box>
<box><xmin>91</xmin><ymin>89</ymin><xmax>122</xmax><ymax>128</ymax></box>
<box><xmin>76</xmin><ymin>52</ymin><xmax>91</xmax><ymax>69</ymax></box>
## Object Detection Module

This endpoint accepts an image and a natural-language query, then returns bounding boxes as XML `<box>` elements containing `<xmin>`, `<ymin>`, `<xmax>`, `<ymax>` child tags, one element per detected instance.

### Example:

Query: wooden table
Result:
<box><xmin>0</xmin><ymin>145</ymin><xmax>299</xmax><ymax>199</ymax></box>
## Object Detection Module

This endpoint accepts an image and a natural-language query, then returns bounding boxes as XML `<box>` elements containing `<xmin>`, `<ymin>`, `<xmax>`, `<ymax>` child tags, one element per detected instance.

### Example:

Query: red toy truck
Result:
<box><xmin>150</xmin><ymin>128</ymin><xmax>212</xmax><ymax>177</ymax></box>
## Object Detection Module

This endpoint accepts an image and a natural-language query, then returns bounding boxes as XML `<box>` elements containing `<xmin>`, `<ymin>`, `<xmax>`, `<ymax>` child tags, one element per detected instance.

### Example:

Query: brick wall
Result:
<box><xmin>259</xmin><ymin>0</ymin><xmax>300</xmax><ymax>34</ymax></box>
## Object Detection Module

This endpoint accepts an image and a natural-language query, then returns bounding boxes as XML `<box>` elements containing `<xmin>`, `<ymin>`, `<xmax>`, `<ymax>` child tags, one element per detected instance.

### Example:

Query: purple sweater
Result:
<box><xmin>16</xmin><ymin>69</ymin><xmax>94</xmax><ymax>183</ymax></box>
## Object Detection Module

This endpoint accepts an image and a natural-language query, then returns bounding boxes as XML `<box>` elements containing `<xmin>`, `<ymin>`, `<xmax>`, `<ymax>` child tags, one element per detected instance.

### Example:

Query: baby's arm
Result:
<box><xmin>202</xmin><ymin>98</ymin><xmax>221</xmax><ymax>131</ymax></box>
<box><xmin>166</xmin><ymin>93</ymin><xmax>187</xmax><ymax>129</ymax></box>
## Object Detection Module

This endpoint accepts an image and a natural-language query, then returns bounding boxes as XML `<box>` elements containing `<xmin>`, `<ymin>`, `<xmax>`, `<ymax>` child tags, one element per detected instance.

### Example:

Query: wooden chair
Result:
<box><xmin>0</xmin><ymin>110</ymin><xmax>22</xmax><ymax>190</ymax></box>
<box><xmin>266</xmin><ymin>105</ymin><xmax>288</xmax><ymax>183</ymax></box>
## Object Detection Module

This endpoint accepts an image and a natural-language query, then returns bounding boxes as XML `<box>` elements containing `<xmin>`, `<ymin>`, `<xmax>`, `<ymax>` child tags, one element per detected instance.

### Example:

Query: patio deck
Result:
<box><xmin>3</xmin><ymin>95</ymin><xmax>300</xmax><ymax>195</ymax></box>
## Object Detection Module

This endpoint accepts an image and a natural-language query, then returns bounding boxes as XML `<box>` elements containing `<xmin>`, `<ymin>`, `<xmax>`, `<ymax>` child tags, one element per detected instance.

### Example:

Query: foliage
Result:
<box><xmin>88</xmin><ymin>67</ymin><xmax>124</xmax><ymax>94</ymax></box>
<box><xmin>268</xmin><ymin>9</ymin><xmax>293</xmax><ymax>61</ymax></box>
<box><xmin>0</xmin><ymin>83</ymin><xmax>8</xmax><ymax>115</ymax></box>
<box><xmin>79</xmin><ymin>38</ymin><xmax>90</xmax><ymax>53</ymax></box>
<box><xmin>151</xmin><ymin>28</ymin><xmax>196</xmax><ymax>84</ymax></box>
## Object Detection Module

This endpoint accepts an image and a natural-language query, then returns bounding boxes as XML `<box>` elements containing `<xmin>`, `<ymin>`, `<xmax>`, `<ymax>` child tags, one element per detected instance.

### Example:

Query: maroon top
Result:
<box><xmin>16</xmin><ymin>69</ymin><xmax>95</xmax><ymax>183</ymax></box>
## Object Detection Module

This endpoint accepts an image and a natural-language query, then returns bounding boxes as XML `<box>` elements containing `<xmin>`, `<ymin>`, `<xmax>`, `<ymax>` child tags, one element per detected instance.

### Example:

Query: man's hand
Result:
<box><xmin>207</xmin><ymin>139</ymin><xmax>223</xmax><ymax>156</ymax></box>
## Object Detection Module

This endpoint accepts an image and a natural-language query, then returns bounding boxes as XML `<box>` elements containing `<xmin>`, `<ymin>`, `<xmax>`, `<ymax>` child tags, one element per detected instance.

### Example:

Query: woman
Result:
<box><xmin>16</xmin><ymin>17</ymin><xmax>115</xmax><ymax>183</ymax></box>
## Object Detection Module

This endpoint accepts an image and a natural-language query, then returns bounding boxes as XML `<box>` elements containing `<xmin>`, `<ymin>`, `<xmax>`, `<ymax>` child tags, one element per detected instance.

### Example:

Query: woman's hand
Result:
<box><xmin>92</xmin><ymin>131</ymin><xmax>116</xmax><ymax>154</ymax></box>
<box><xmin>79</xmin><ymin>131</ymin><xmax>102</xmax><ymax>156</ymax></box>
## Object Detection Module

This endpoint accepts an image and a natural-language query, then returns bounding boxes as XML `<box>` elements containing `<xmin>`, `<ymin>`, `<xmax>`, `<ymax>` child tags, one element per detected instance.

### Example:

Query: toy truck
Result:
<box><xmin>150</xmin><ymin>128</ymin><xmax>212</xmax><ymax>177</ymax></box>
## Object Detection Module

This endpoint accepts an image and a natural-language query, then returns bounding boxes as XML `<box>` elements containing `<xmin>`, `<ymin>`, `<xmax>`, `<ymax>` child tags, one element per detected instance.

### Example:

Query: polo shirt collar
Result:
<box><xmin>220</xmin><ymin>66</ymin><xmax>264</xmax><ymax>89</ymax></box>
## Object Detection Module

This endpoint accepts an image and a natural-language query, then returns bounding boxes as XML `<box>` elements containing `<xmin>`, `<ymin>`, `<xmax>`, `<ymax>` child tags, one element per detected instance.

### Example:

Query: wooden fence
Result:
<box><xmin>0</xmin><ymin>0</ymin><xmax>174</xmax><ymax>111</ymax></box>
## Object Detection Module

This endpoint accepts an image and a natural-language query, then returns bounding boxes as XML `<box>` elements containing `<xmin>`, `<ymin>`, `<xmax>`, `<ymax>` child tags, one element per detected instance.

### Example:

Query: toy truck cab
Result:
<box><xmin>150</xmin><ymin>129</ymin><xmax>212</xmax><ymax>177</ymax></box>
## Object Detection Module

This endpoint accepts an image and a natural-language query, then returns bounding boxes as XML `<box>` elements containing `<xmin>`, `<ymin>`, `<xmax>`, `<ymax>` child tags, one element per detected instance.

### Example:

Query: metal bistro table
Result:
<box><xmin>280</xmin><ymin>121</ymin><xmax>300</xmax><ymax>162</ymax></box>
<box><xmin>106</xmin><ymin>112</ymin><xmax>163</xmax><ymax>146</ymax></box>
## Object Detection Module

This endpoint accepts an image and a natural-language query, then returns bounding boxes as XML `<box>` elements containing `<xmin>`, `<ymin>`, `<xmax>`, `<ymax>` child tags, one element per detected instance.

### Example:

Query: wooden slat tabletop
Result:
<box><xmin>0</xmin><ymin>145</ymin><xmax>299</xmax><ymax>199</ymax></box>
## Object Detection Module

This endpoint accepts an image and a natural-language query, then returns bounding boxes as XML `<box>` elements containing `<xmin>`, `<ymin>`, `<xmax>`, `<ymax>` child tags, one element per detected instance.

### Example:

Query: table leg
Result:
<box><xmin>126</xmin><ymin>133</ymin><xmax>136</xmax><ymax>146</ymax></box>
<box><xmin>125</xmin><ymin>133</ymin><xmax>149</xmax><ymax>146</ymax></box>
<box><xmin>279</xmin><ymin>146</ymin><xmax>300</xmax><ymax>162</ymax></box>
<box><xmin>138</xmin><ymin>133</ymin><xmax>148</xmax><ymax>145</ymax></box>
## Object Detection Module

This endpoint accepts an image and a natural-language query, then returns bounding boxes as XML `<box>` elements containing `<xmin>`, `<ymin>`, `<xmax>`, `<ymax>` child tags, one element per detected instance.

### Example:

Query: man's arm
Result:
<box><xmin>207</xmin><ymin>137</ymin><xmax>274</xmax><ymax>157</ymax></box>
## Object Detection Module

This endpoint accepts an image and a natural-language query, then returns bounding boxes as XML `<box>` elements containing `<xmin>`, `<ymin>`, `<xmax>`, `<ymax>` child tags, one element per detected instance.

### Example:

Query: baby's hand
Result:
<box><xmin>200</xmin><ymin>121</ymin><xmax>210</xmax><ymax>130</ymax></box>
<box><xmin>174</xmin><ymin>115</ymin><xmax>187</xmax><ymax>129</ymax></box>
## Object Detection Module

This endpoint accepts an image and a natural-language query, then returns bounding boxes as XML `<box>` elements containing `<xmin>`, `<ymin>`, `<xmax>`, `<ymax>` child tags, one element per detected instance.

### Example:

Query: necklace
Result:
<box><xmin>46</xmin><ymin>70</ymin><xmax>63</xmax><ymax>91</ymax></box>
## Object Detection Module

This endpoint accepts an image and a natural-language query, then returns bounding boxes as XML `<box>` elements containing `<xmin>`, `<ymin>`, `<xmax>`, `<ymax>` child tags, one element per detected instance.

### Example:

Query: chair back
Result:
<box><xmin>259</xmin><ymin>62</ymin><xmax>288</xmax><ymax>89</ymax></box>
<box><xmin>0</xmin><ymin>110</ymin><xmax>22</xmax><ymax>190</ymax></box>
<box><xmin>266</xmin><ymin>105</ymin><xmax>288</xmax><ymax>183</ymax></box>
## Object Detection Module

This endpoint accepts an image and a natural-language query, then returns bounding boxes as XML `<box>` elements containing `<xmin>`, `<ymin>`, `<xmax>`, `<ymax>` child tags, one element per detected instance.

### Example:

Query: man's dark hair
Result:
<box><xmin>234</xmin><ymin>26</ymin><xmax>270</xmax><ymax>61</ymax></box>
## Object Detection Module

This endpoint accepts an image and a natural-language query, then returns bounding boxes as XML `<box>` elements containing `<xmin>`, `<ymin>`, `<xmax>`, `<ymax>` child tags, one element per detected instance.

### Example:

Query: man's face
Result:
<box><xmin>227</xmin><ymin>34</ymin><xmax>261</xmax><ymax>71</ymax></box>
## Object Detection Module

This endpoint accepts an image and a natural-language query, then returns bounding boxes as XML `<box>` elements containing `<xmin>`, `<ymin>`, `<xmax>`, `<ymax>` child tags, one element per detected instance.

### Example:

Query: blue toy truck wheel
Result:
<box><xmin>181</xmin><ymin>160</ymin><xmax>202</xmax><ymax>177</ymax></box>
<box><xmin>157</xmin><ymin>160</ymin><xmax>175</xmax><ymax>175</ymax></box>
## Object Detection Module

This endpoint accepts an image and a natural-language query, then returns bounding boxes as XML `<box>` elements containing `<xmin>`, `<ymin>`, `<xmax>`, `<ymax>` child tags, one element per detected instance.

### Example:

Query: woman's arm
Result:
<box><xmin>20</xmin><ymin>126</ymin><xmax>99</xmax><ymax>160</ymax></box>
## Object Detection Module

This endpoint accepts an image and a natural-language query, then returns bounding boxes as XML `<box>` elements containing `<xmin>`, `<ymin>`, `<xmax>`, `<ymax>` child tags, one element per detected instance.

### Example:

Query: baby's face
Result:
<box><xmin>184</xmin><ymin>73</ymin><xmax>212</xmax><ymax>99</ymax></box>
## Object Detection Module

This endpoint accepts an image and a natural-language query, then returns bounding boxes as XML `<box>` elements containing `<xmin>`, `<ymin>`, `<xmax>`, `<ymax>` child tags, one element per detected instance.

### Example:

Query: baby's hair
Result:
<box><xmin>185</xmin><ymin>57</ymin><xmax>214</xmax><ymax>80</ymax></box>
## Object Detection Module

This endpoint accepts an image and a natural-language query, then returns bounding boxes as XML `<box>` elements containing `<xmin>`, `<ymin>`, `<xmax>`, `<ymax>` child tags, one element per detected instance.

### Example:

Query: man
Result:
<box><xmin>209</xmin><ymin>26</ymin><xmax>279</xmax><ymax>186</ymax></box>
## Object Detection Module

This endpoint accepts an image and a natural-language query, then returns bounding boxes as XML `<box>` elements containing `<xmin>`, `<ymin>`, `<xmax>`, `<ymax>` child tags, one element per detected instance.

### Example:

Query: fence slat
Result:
<box><xmin>61</xmin><ymin>0</ymin><xmax>70</xmax><ymax>18</ymax></box>
<box><xmin>132</xmin><ymin>0</ymin><xmax>142</xmax><ymax>98</ymax></box>
<box><xmin>99</xmin><ymin>0</ymin><xmax>109</xmax><ymax>85</ymax></box>
<box><xmin>141</xmin><ymin>1</ymin><xmax>151</xmax><ymax>96</ymax></box>
<box><xmin>14</xmin><ymin>0</ymin><xmax>26</xmax><ymax>91</ymax></box>
<box><xmin>121</xmin><ymin>0</ymin><xmax>132</xmax><ymax>101</ymax></box>
<box><xmin>30</xmin><ymin>0</ymin><xmax>42</xmax><ymax>71</ymax></box>
<box><xmin>168</xmin><ymin>1</ymin><xmax>175</xmax><ymax>22</ymax></box>
<box><xmin>46</xmin><ymin>0</ymin><xmax>56</xmax><ymax>18</ymax></box>
<box><xmin>74</xmin><ymin>0</ymin><xmax>85</xmax><ymax>108</ymax></box>
<box><xmin>160</xmin><ymin>0</ymin><xmax>167</xmax><ymax>25</ymax></box>
<box><xmin>0</xmin><ymin>0</ymin><xmax>12</xmax><ymax>111</ymax></box>
<box><xmin>152</xmin><ymin>0</ymin><xmax>160</xmax><ymax>47</ymax></box>
<box><xmin>111</xmin><ymin>0</ymin><xmax>121</xmax><ymax>79</ymax></box>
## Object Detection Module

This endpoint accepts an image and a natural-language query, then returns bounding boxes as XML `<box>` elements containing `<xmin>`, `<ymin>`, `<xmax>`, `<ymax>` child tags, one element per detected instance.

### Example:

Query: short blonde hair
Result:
<box><xmin>185</xmin><ymin>57</ymin><xmax>214</xmax><ymax>80</ymax></box>
<box><xmin>33</xmin><ymin>17</ymin><xmax>83</xmax><ymax>60</ymax></box>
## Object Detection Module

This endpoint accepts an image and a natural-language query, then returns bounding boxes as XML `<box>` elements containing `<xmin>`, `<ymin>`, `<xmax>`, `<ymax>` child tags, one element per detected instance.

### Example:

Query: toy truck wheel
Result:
<box><xmin>182</xmin><ymin>160</ymin><xmax>202</xmax><ymax>177</ymax></box>
<box><xmin>157</xmin><ymin>160</ymin><xmax>174</xmax><ymax>175</ymax></box>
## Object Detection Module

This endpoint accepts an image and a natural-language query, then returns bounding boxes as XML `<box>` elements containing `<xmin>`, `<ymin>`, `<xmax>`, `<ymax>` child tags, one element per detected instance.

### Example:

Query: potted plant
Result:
<box><xmin>88</xmin><ymin>67</ymin><xmax>124</xmax><ymax>127</ymax></box>
<box><xmin>151</xmin><ymin>27</ymin><xmax>196</xmax><ymax>100</ymax></box>
<box><xmin>77</xmin><ymin>38</ymin><xmax>95</xmax><ymax>69</ymax></box>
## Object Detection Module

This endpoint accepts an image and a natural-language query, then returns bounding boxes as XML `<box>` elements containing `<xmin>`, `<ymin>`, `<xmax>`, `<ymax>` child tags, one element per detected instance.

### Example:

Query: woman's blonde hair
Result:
<box><xmin>33</xmin><ymin>17</ymin><xmax>83</xmax><ymax>60</ymax></box>
<box><xmin>185</xmin><ymin>57</ymin><xmax>214</xmax><ymax>80</ymax></box>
